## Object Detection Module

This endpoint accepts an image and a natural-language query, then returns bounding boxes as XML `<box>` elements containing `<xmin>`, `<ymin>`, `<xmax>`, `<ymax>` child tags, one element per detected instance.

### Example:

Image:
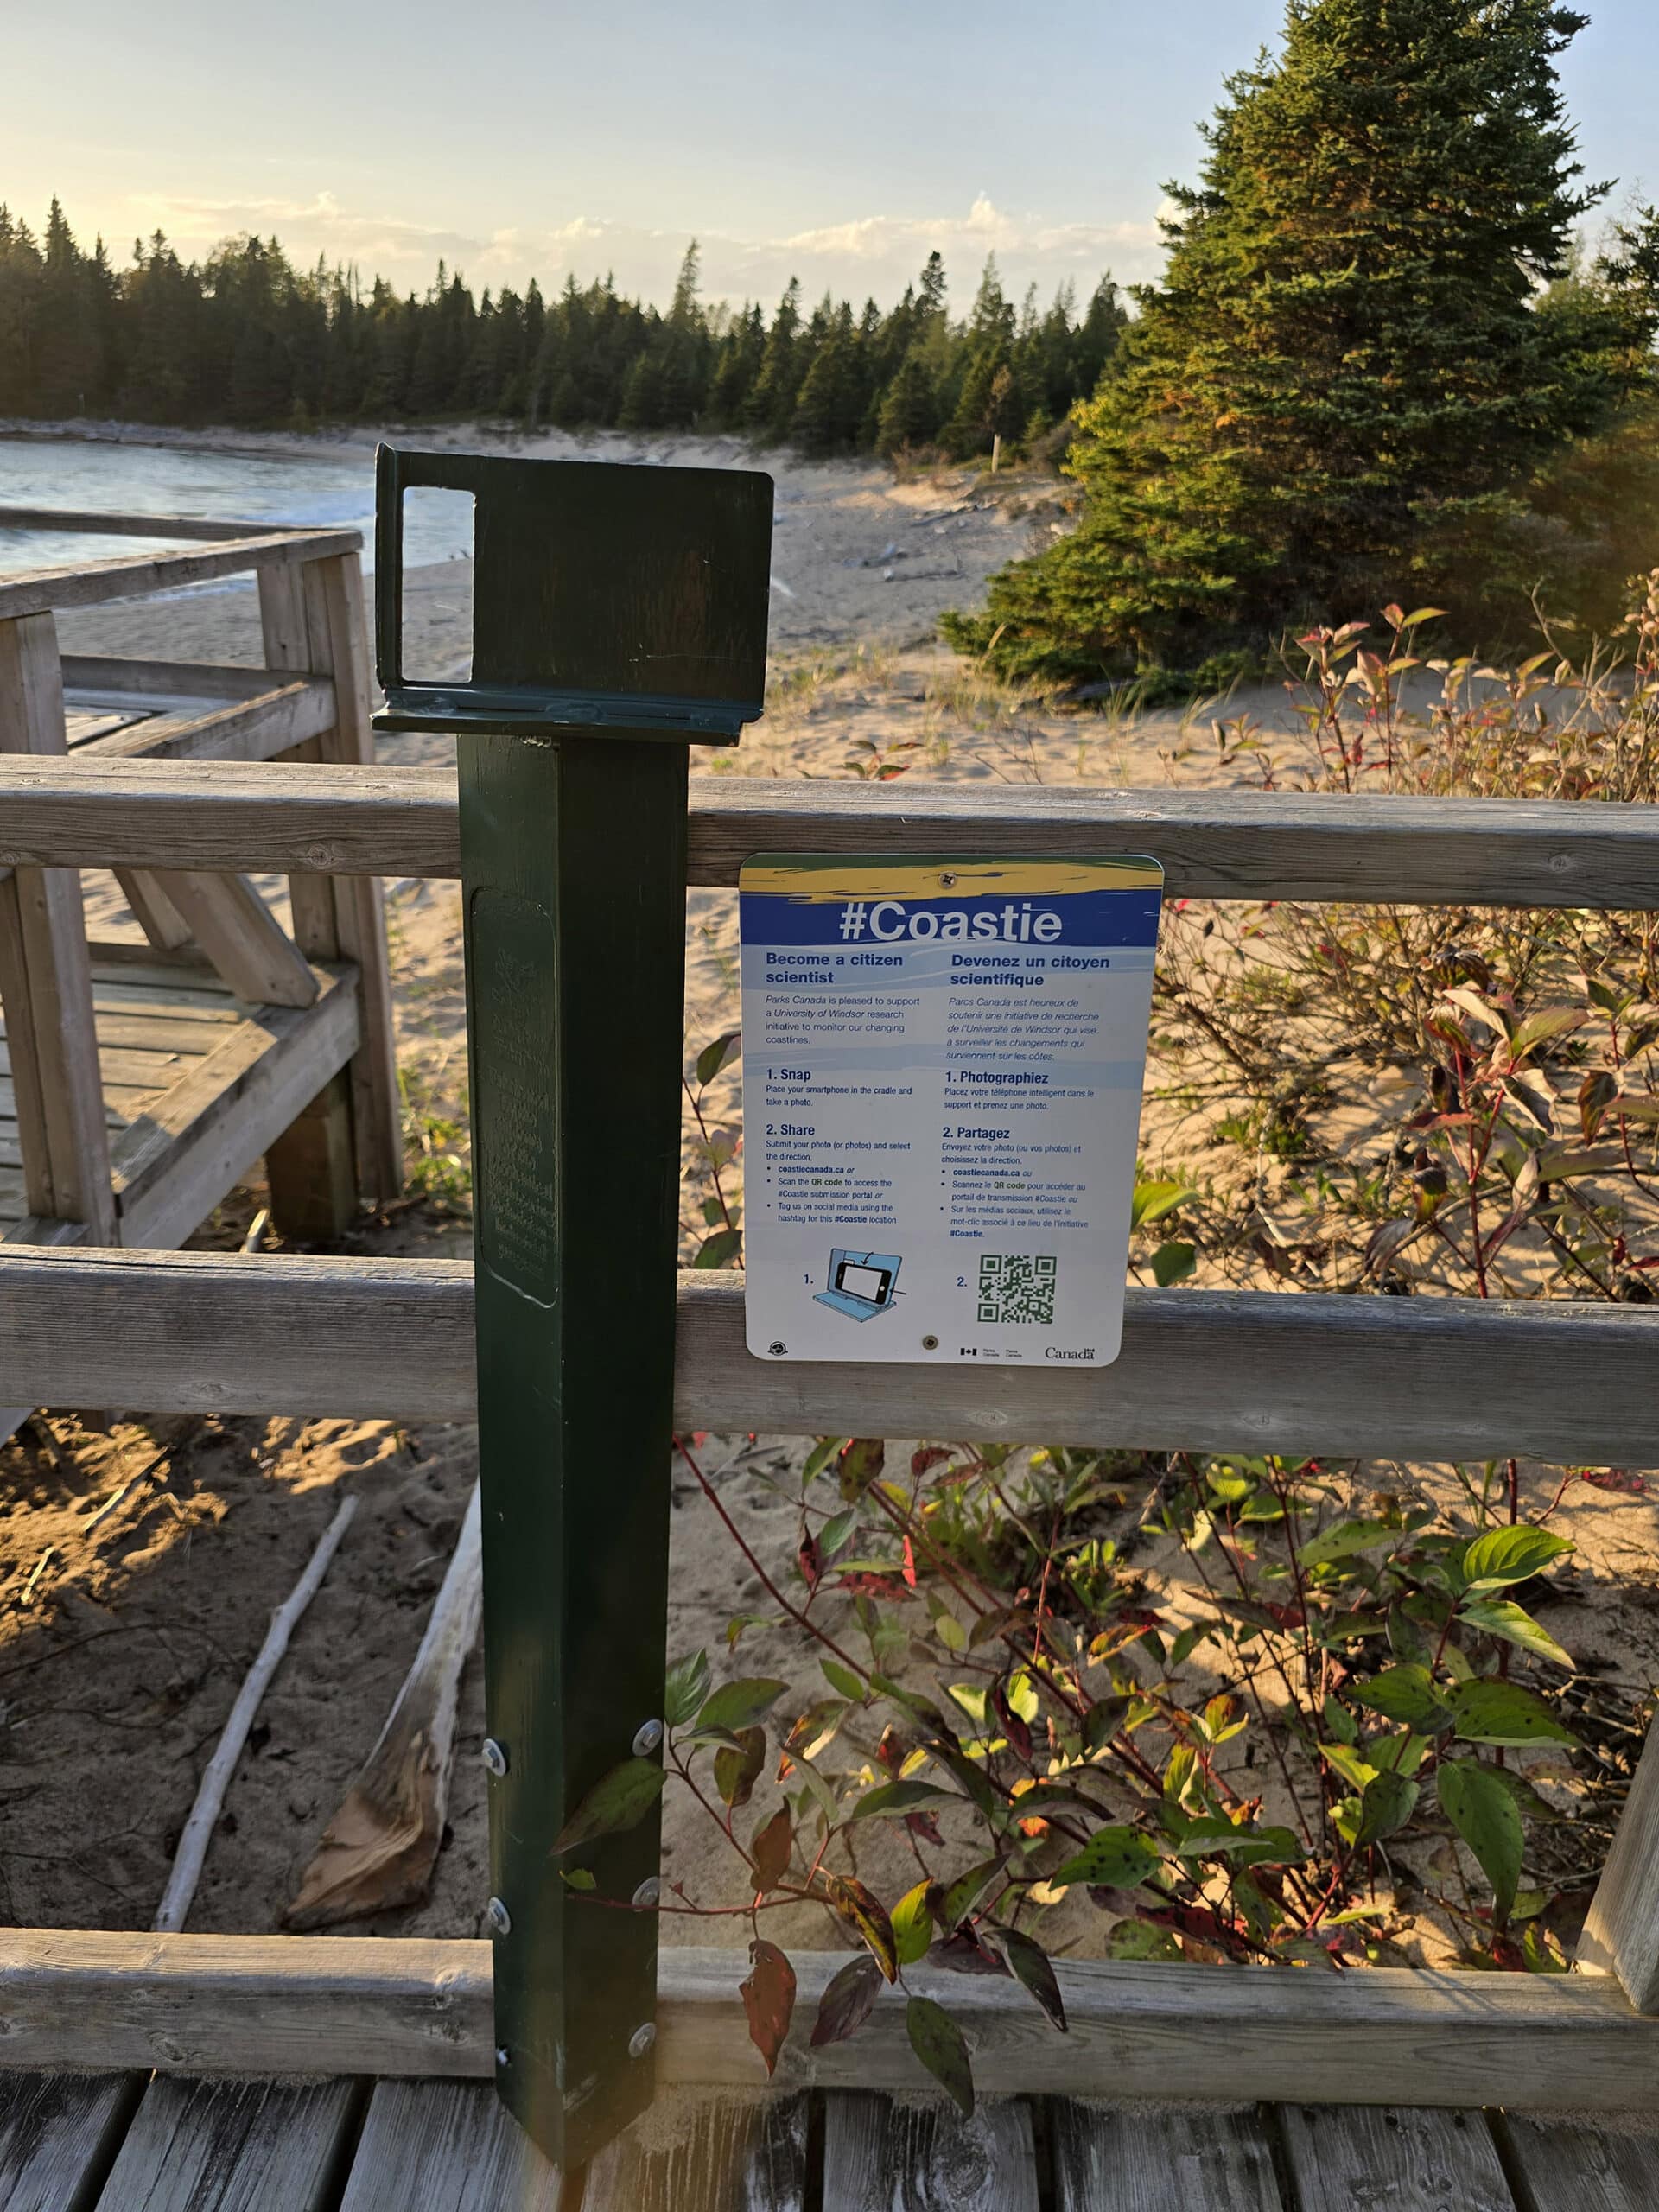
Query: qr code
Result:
<box><xmin>977</xmin><ymin>1254</ymin><xmax>1058</xmax><ymax>1325</ymax></box>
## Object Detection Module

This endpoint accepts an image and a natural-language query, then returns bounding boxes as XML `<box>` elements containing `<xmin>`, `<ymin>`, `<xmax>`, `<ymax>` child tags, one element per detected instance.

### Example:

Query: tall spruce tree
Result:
<box><xmin>947</xmin><ymin>0</ymin><xmax>1647</xmax><ymax>680</ymax></box>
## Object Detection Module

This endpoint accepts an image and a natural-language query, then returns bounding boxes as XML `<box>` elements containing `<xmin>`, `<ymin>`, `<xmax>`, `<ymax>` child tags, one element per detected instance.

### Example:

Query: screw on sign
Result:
<box><xmin>372</xmin><ymin>447</ymin><xmax>772</xmax><ymax>2171</ymax></box>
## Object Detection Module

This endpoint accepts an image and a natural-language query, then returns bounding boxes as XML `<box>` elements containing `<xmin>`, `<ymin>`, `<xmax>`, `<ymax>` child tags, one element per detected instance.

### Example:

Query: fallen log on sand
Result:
<box><xmin>285</xmin><ymin>1482</ymin><xmax>481</xmax><ymax>1929</ymax></box>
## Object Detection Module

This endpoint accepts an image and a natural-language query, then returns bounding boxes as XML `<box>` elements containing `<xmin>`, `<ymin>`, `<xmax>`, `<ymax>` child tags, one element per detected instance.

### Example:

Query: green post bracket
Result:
<box><xmin>373</xmin><ymin>446</ymin><xmax>773</xmax><ymax>2171</ymax></box>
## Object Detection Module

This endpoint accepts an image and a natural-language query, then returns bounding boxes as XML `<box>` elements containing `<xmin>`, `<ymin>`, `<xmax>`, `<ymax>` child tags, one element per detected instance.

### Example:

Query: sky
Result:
<box><xmin>9</xmin><ymin>2</ymin><xmax>1656</xmax><ymax>313</ymax></box>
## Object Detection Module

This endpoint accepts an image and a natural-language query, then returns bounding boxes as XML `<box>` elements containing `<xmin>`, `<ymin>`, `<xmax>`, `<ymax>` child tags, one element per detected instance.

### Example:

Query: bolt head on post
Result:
<box><xmin>632</xmin><ymin>1717</ymin><xmax>664</xmax><ymax>1758</ymax></box>
<box><xmin>628</xmin><ymin>2023</ymin><xmax>658</xmax><ymax>2060</ymax></box>
<box><xmin>481</xmin><ymin>1738</ymin><xmax>509</xmax><ymax>1777</ymax></box>
<box><xmin>486</xmin><ymin>1895</ymin><xmax>512</xmax><ymax>1937</ymax></box>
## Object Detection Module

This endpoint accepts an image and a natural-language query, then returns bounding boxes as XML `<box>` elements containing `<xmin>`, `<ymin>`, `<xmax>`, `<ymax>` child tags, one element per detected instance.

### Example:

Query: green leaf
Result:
<box><xmin>941</xmin><ymin>1855</ymin><xmax>1006</xmax><ymax>1929</ymax></box>
<box><xmin>906</xmin><ymin>1995</ymin><xmax>976</xmax><ymax>2119</ymax></box>
<box><xmin>892</xmin><ymin>1879</ymin><xmax>939</xmax><ymax>1967</ymax></box>
<box><xmin>715</xmin><ymin>1726</ymin><xmax>767</xmax><ymax>1808</ymax></box>
<box><xmin>664</xmin><ymin>1649</ymin><xmax>711</xmax><ymax>1729</ymax></box>
<box><xmin>561</xmin><ymin>1866</ymin><xmax>596</xmax><ymax>1890</ymax></box>
<box><xmin>1438</xmin><ymin>1758</ymin><xmax>1523</xmax><ymax>1923</ymax></box>
<box><xmin>554</xmin><ymin>1758</ymin><xmax>666</xmax><ymax>1854</ymax></box>
<box><xmin>1048</xmin><ymin>1825</ymin><xmax>1162</xmax><ymax>1891</ymax></box>
<box><xmin>1174</xmin><ymin>1821</ymin><xmax>1303</xmax><ymax>1864</ymax></box>
<box><xmin>696</xmin><ymin>1030</ymin><xmax>741</xmax><ymax>1086</ymax></box>
<box><xmin>996</xmin><ymin>1927</ymin><xmax>1067</xmax><ymax>2031</ymax></box>
<box><xmin>802</xmin><ymin>1437</ymin><xmax>845</xmax><ymax>1488</ymax></box>
<box><xmin>1447</xmin><ymin>1680</ymin><xmax>1580</xmax><ymax>1748</ymax></box>
<box><xmin>850</xmin><ymin>1779</ymin><xmax>962</xmax><ymax>1822</ymax></box>
<box><xmin>818</xmin><ymin>1507</ymin><xmax>860</xmax><ymax>1560</ymax></box>
<box><xmin>1507</xmin><ymin>1007</ymin><xmax>1586</xmax><ymax>1062</ymax></box>
<box><xmin>821</xmin><ymin>1658</ymin><xmax>866</xmax><ymax>1702</ymax></box>
<box><xmin>1296</xmin><ymin>1519</ymin><xmax>1396</xmax><ymax>1569</ymax></box>
<box><xmin>1355</xmin><ymin>1770</ymin><xmax>1420</xmax><ymax>1847</ymax></box>
<box><xmin>693</xmin><ymin>1226</ymin><xmax>742</xmax><ymax>1268</ymax></box>
<box><xmin>1132</xmin><ymin>1179</ymin><xmax>1199</xmax><ymax>1230</ymax></box>
<box><xmin>1319</xmin><ymin>1739</ymin><xmax>1378</xmax><ymax>1793</ymax></box>
<box><xmin>1351</xmin><ymin>1664</ymin><xmax>1452</xmax><ymax>1730</ymax></box>
<box><xmin>1460</xmin><ymin>1527</ymin><xmax>1573</xmax><ymax>1593</ymax></box>
<box><xmin>1151</xmin><ymin>1239</ymin><xmax>1197</xmax><ymax>1287</ymax></box>
<box><xmin>696</xmin><ymin>1678</ymin><xmax>788</xmax><ymax>1734</ymax></box>
<box><xmin>1005</xmin><ymin>1670</ymin><xmax>1040</xmax><ymax>1724</ymax></box>
<box><xmin>1459</xmin><ymin>1599</ymin><xmax>1573</xmax><ymax>1669</ymax></box>
<box><xmin>837</xmin><ymin>1437</ymin><xmax>886</xmax><ymax>1502</ymax></box>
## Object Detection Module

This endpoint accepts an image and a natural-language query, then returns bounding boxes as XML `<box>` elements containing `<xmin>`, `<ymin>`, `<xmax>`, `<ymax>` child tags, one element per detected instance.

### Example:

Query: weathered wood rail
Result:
<box><xmin>5</xmin><ymin>756</ymin><xmax>1659</xmax><ymax>906</ymax></box>
<box><xmin>6</xmin><ymin>625</ymin><xmax>1659</xmax><ymax>2187</ymax></box>
<box><xmin>3</xmin><ymin>1247</ymin><xmax>1657</xmax><ymax>1465</ymax></box>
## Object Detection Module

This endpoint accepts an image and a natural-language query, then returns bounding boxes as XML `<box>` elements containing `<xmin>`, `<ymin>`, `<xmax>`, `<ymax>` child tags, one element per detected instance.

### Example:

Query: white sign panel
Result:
<box><xmin>740</xmin><ymin>854</ymin><xmax>1163</xmax><ymax>1367</ymax></box>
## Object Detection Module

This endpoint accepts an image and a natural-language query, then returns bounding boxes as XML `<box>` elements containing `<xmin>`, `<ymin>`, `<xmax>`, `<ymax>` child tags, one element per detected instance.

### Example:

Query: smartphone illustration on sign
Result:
<box><xmin>814</xmin><ymin>1248</ymin><xmax>902</xmax><ymax>1322</ymax></box>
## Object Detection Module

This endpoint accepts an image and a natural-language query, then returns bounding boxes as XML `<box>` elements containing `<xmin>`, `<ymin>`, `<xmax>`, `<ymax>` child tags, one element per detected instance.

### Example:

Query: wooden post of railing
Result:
<box><xmin>1578</xmin><ymin>1720</ymin><xmax>1659</xmax><ymax>2009</ymax></box>
<box><xmin>0</xmin><ymin>613</ymin><xmax>116</xmax><ymax>1243</ymax></box>
<box><xmin>257</xmin><ymin>553</ymin><xmax>402</xmax><ymax>1235</ymax></box>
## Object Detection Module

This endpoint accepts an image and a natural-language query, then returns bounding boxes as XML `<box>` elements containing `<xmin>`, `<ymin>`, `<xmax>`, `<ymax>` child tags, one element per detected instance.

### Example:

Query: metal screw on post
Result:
<box><xmin>628</xmin><ymin>2024</ymin><xmax>658</xmax><ymax>2061</ymax></box>
<box><xmin>496</xmin><ymin>2046</ymin><xmax>511</xmax><ymax>2069</ymax></box>
<box><xmin>631</xmin><ymin>1718</ymin><xmax>664</xmax><ymax>1758</ymax></box>
<box><xmin>632</xmin><ymin>1877</ymin><xmax>662</xmax><ymax>1910</ymax></box>
<box><xmin>486</xmin><ymin>1896</ymin><xmax>513</xmax><ymax>1937</ymax></box>
<box><xmin>481</xmin><ymin>1738</ymin><xmax>509</xmax><ymax>1777</ymax></box>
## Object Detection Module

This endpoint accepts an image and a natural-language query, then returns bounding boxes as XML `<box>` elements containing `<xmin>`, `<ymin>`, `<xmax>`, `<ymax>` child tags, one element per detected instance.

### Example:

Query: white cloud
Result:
<box><xmin>117</xmin><ymin>188</ymin><xmax>1165</xmax><ymax>307</ymax></box>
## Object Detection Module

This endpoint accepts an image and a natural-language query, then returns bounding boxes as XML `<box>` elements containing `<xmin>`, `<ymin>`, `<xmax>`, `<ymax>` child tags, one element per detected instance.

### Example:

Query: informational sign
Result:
<box><xmin>740</xmin><ymin>854</ymin><xmax>1163</xmax><ymax>1367</ymax></box>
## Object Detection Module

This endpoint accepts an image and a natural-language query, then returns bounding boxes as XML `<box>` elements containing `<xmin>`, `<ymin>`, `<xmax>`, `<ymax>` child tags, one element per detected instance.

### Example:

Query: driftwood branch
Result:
<box><xmin>154</xmin><ymin>1491</ymin><xmax>358</xmax><ymax>1933</ymax></box>
<box><xmin>285</xmin><ymin>1483</ymin><xmax>481</xmax><ymax>1929</ymax></box>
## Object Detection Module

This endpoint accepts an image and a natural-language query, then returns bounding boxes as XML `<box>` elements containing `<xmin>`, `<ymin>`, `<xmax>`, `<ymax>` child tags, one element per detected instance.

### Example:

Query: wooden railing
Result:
<box><xmin>0</xmin><ymin>512</ymin><xmax>401</xmax><ymax>1268</ymax></box>
<box><xmin>3</xmin><ymin>744</ymin><xmax>1658</xmax><ymax>2096</ymax></box>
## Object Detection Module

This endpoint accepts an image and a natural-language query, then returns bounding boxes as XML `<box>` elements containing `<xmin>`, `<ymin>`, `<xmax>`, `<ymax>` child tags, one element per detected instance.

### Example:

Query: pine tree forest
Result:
<box><xmin>0</xmin><ymin>207</ymin><xmax>1127</xmax><ymax>461</ymax></box>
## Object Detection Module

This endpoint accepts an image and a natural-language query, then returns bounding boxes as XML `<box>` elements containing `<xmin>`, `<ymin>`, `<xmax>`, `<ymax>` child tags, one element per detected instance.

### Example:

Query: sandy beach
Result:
<box><xmin>2</xmin><ymin>427</ymin><xmax>1650</xmax><ymax>1968</ymax></box>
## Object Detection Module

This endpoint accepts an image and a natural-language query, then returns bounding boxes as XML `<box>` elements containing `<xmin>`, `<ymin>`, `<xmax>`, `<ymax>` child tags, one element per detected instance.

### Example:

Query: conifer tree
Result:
<box><xmin>947</xmin><ymin>0</ymin><xmax>1649</xmax><ymax>680</ymax></box>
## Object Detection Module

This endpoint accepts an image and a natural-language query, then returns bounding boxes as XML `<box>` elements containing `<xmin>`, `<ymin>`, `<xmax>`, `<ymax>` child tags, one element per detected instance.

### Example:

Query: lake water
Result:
<box><xmin>0</xmin><ymin>435</ymin><xmax>476</xmax><ymax>578</ymax></box>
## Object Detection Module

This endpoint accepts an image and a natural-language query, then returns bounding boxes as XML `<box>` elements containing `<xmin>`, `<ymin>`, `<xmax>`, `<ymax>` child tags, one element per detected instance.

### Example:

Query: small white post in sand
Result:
<box><xmin>152</xmin><ymin>1491</ymin><xmax>358</xmax><ymax>1934</ymax></box>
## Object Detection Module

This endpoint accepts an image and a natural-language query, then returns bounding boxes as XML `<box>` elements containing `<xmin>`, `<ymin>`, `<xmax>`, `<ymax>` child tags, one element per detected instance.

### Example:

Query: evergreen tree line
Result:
<box><xmin>948</xmin><ymin>0</ymin><xmax>1659</xmax><ymax>681</ymax></box>
<box><xmin>0</xmin><ymin>204</ymin><xmax>1127</xmax><ymax>460</ymax></box>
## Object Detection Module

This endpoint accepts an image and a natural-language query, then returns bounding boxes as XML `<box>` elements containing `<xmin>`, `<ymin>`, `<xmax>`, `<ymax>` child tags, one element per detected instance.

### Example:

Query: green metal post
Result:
<box><xmin>374</xmin><ymin>448</ymin><xmax>772</xmax><ymax>2170</ymax></box>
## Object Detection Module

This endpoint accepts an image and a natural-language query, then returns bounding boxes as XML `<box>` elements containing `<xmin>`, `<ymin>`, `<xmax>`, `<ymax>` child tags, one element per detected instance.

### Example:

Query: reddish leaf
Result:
<box><xmin>1580</xmin><ymin>1468</ymin><xmax>1648</xmax><ymax>1495</ymax></box>
<box><xmin>752</xmin><ymin>1807</ymin><xmax>793</xmax><ymax>1894</ymax></box>
<box><xmin>810</xmin><ymin>1955</ymin><xmax>882</xmax><ymax>2047</ymax></box>
<box><xmin>836</xmin><ymin>1571</ymin><xmax>912</xmax><ymax>1599</ymax></box>
<box><xmin>741</xmin><ymin>1940</ymin><xmax>796</xmax><ymax>2076</ymax></box>
<box><xmin>824</xmin><ymin>1874</ymin><xmax>899</xmax><ymax>1980</ymax></box>
<box><xmin>902</xmin><ymin>1535</ymin><xmax>918</xmax><ymax>1590</ymax></box>
<box><xmin>912</xmin><ymin>1446</ymin><xmax>953</xmax><ymax>1478</ymax></box>
<box><xmin>905</xmin><ymin>1809</ymin><xmax>946</xmax><ymax>1847</ymax></box>
<box><xmin>798</xmin><ymin>1530</ymin><xmax>823</xmax><ymax>1592</ymax></box>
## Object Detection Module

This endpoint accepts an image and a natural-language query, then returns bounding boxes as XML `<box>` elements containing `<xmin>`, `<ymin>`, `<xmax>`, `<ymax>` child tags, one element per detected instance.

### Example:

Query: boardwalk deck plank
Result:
<box><xmin>585</xmin><ymin>2092</ymin><xmax>808</xmax><ymax>2210</ymax></box>
<box><xmin>336</xmin><ymin>2079</ymin><xmax>565</xmax><ymax>2212</ymax></box>
<box><xmin>93</xmin><ymin>2075</ymin><xmax>359</xmax><ymax>2210</ymax></box>
<box><xmin>1049</xmin><ymin>2100</ymin><xmax>1286</xmax><ymax>2211</ymax></box>
<box><xmin>0</xmin><ymin>2071</ymin><xmax>138</xmax><ymax>2212</ymax></box>
<box><xmin>1496</xmin><ymin>2114</ymin><xmax>1659</xmax><ymax>2212</ymax></box>
<box><xmin>821</xmin><ymin>2089</ymin><xmax>1039</xmax><ymax>2211</ymax></box>
<box><xmin>1279</xmin><ymin>2105</ymin><xmax>1515</xmax><ymax>2212</ymax></box>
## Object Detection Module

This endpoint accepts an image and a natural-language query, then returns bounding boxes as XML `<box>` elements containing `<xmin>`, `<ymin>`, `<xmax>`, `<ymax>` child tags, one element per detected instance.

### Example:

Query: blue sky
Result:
<box><xmin>10</xmin><ymin>2</ymin><xmax>1654</xmax><ymax>309</ymax></box>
